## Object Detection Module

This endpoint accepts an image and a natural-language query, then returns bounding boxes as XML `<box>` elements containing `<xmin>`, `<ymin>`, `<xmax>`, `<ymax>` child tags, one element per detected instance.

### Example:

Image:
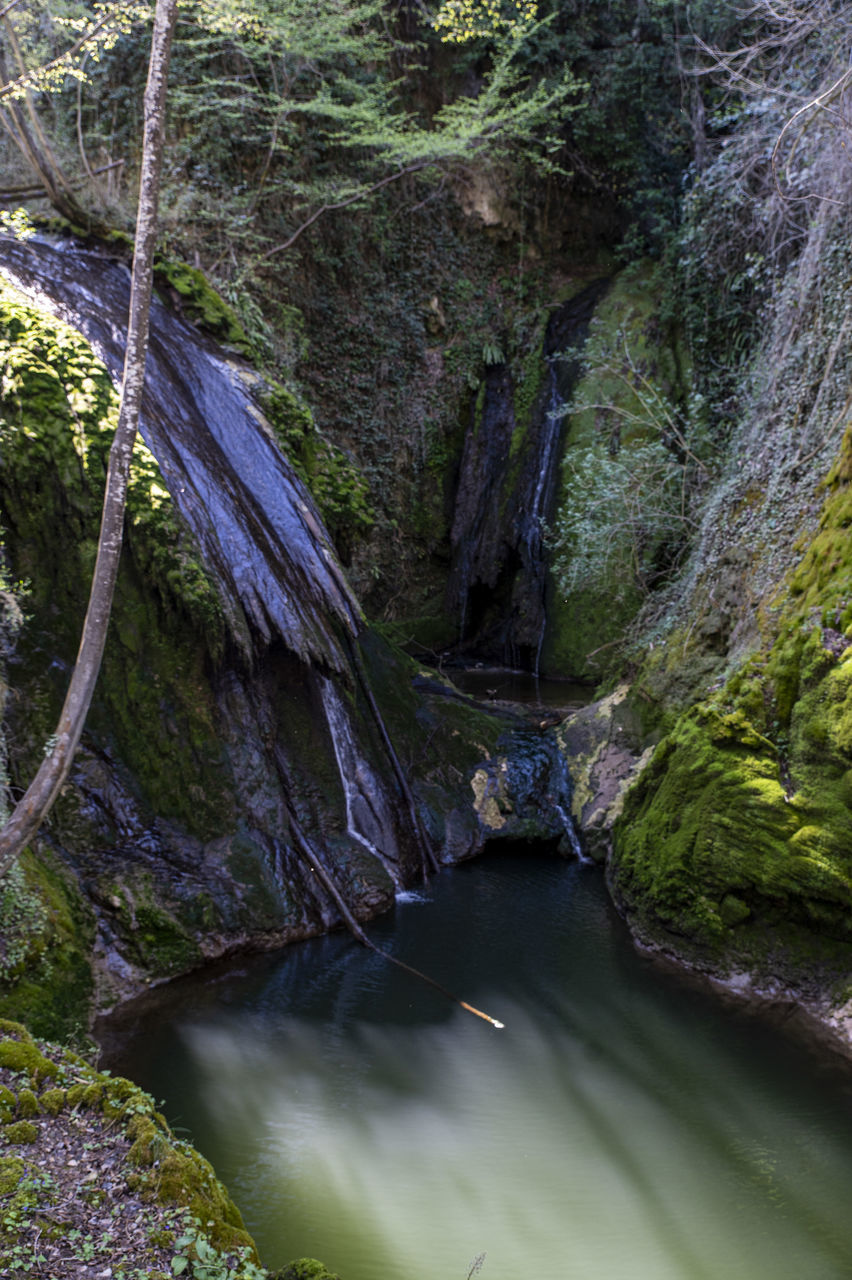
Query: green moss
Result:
<box><xmin>263</xmin><ymin>382</ymin><xmax>374</xmax><ymax>557</ymax></box>
<box><xmin>0</xmin><ymin>1038</ymin><xmax>58</xmax><ymax>1085</ymax></box>
<box><xmin>65</xmin><ymin>1083</ymin><xmax>87</xmax><ymax>1109</ymax></box>
<box><xmin>126</xmin><ymin>1113</ymin><xmax>256</xmax><ymax>1256</ymax></box>
<box><xmin>0</xmin><ymin>1031</ymin><xmax>267</xmax><ymax>1273</ymax></box>
<box><xmin>276</xmin><ymin>1261</ymin><xmax>343</xmax><ymax>1280</ymax></box>
<box><xmin>0</xmin><ymin>1086</ymin><xmax>15</xmax><ymax>1121</ymax></box>
<box><xmin>0</xmin><ymin>282</ymin><xmax>234</xmax><ymax>839</ymax></box>
<box><xmin>3</xmin><ymin>1120</ymin><xmax>37</xmax><ymax>1144</ymax></box>
<box><xmin>512</xmin><ymin>327</ymin><xmax>547</xmax><ymax>437</ymax></box>
<box><xmin>0</xmin><ymin>848</ymin><xmax>95</xmax><ymax>1041</ymax></box>
<box><xmin>38</xmin><ymin>1088</ymin><xmax>65</xmax><ymax>1116</ymax></box>
<box><xmin>15</xmin><ymin>1088</ymin><xmax>38</xmax><ymax>1118</ymax></box>
<box><xmin>0</xmin><ymin>1156</ymin><xmax>23</xmax><ymax>1196</ymax></box>
<box><xmin>0</xmin><ymin>283</ymin><xmax>222</xmax><ymax>646</ymax></box>
<box><xmin>610</xmin><ymin>431</ymin><xmax>852</xmax><ymax>968</ymax></box>
<box><xmin>153</xmin><ymin>256</ymin><xmax>251</xmax><ymax>354</ymax></box>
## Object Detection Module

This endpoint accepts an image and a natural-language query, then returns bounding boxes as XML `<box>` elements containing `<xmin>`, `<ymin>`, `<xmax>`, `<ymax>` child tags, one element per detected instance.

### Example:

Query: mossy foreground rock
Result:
<box><xmin>273</xmin><ymin>1262</ymin><xmax>343</xmax><ymax>1280</ymax></box>
<box><xmin>0</xmin><ymin>1020</ymin><xmax>340</xmax><ymax>1277</ymax></box>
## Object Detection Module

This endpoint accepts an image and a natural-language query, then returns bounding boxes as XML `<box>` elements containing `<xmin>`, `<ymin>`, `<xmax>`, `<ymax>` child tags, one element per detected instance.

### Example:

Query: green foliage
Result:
<box><xmin>534</xmin><ymin>0</ymin><xmax>731</xmax><ymax>256</ymax></box>
<box><xmin>0</xmin><ymin>848</ymin><xmax>94</xmax><ymax>1042</ymax></box>
<box><xmin>0</xmin><ymin>861</ymin><xmax>49</xmax><ymax>984</ymax></box>
<box><xmin>551</xmin><ymin>438</ymin><xmax>697</xmax><ymax>603</ymax></box>
<box><xmin>170</xmin><ymin>1220</ymin><xmax>266</xmax><ymax>1280</ymax></box>
<box><xmin>545</xmin><ymin>268</ymin><xmax>705</xmax><ymax>674</ymax></box>
<box><xmin>0</xmin><ymin>1</ymin><xmax>144</xmax><ymax>101</ymax></box>
<box><xmin>263</xmin><ymin>383</ymin><xmax>375</xmax><ymax>559</ymax></box>
<box><xmin>434</xmin><ymin>0</ymin><xmax>537</xmax><ymax>43</ymax></box>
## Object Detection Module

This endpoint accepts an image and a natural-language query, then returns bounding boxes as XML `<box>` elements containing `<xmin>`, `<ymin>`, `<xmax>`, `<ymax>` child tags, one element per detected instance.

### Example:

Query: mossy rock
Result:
<box><xmin>0</xmin><ymin>1155</ymin><xmax>24</xmax><ymax>1195</ymax></box>
<box><xmin>153</xmin><ymin>256</ymin><xmax>251</xmax><ymax>354</ymax></box>
<box><xmin>612</xmin><ymin>694</ymin><xmax>852</xmax><ymax>954</ymax></box>
<box><xmin>65</xmin><ymin>1082</ymin><xmax>87</xmax><ymax>1109</ymax></box>
<box><xmin>0</xmin><ymin>1085</ymin><xmax>15</xmax><ymax>1121</ymax></box>
<box><xmin>0</xmin><ymin>850</ymin><xmax>95</xmax><ymax>1042</ymax></box>
<box><xmin>263</xmin><ymin>381</ymin><xmax>374</xmax><ymax>558</ymax></box>
<box><xmin>3</xmin><ymin>1120</ymin><xmax>37</xmax><ymax>1144</ymax></box>
<box><xmin>125</xmin><ymin>1113</ymin><xmax>256</xmax><ymax>1256</ymax></box>
<box><xmin>275</xmin><ymin>1261</ymin><xmax>343</xmax><ymax>1280</ymax></box>
<box><xmin>0</xmin><ymin>1036</ymin><xmax>58</xmax><ymax>1086</ymax></box>
<box><xmin>38</xmin><ymin>1088</ymin><xmax>65</xmax><ymax>1117</ymax></box>
<box><xmin>609</xmin><ymin>416</ymin><xmax>852</xmax><ymax>979</ymax></box>
<box><xmin>15</xmin><ymin>1088</ymin><xmax>38</xmax><ymax>1118</ymax></box>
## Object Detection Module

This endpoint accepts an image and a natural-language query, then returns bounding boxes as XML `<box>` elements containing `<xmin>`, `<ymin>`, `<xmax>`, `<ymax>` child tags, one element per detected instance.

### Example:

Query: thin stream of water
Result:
<box><xmin>100</xmin><ymin>855</ymin><xmax>852</xmax><ymax>1280</ymax></box>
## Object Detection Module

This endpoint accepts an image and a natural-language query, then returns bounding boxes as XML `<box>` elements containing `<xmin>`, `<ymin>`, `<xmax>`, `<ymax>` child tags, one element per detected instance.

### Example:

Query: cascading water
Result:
<box><xmin>0</xmin><ymin>231</ymin><xmax>426</xmax><ymax>947</ymax></box>
<box><xmin>318</xmin><ymin>676</ymin><xmax>403</xmax><ymax>887</ymax></box>
<box><xmin>0</xmin><ymin>234</ymin><xmax>360</xmax><ymax>669</ymax></box>
<box><xmin>447</xmin><ymin>278</ymin><xmax>610</xmax><ymax>672</ymax></box>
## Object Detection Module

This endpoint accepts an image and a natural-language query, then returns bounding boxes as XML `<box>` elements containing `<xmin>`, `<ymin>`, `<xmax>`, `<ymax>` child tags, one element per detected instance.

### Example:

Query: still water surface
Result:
<box><xmin>102</xmin><ymin>855</ymin><xmax>852</xmax><ymax>1280</ymax></box>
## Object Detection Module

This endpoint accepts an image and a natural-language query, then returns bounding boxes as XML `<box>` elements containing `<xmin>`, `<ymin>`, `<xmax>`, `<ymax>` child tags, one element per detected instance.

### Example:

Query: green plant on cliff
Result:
<box><xmin>550</xmin><ymin>290</ymin><xmax>710</xmax><ymax>615</ymax></box>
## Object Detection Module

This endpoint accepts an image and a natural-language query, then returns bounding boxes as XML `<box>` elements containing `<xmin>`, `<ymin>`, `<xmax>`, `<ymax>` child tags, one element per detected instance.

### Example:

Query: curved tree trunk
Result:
<box><xmin>0</xmin><ymin>0</ymin><xmax>178</xmax><ymax>878</ymax></box>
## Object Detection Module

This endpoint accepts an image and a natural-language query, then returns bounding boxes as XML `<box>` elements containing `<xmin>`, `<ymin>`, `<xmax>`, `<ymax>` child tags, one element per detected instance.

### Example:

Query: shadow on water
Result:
<box><xmin>98</xmin><ymin>853</ymin><xmax>852</xmax><ymax>1280</ymax></box>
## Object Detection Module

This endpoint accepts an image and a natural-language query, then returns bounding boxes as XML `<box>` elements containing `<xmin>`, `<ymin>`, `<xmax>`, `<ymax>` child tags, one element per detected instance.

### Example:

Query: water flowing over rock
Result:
<box><xmin>0</xmin><ymin>233</ymin><xmax>587</xmax><ymax>1024</ymax></box>
<box><xmin>318</xmin><ymin>675</ymin><xmax>403</xmax><ymax>886</ymax></box>
<box><xmin>447</xmin><ymin>278</ymin><xmax>609</xmax><ymax>671</ymax></box>
<box><xmin>0</xmin><ymin>234</ymin><xmax>361</xmax><ymax>671</ymax></box>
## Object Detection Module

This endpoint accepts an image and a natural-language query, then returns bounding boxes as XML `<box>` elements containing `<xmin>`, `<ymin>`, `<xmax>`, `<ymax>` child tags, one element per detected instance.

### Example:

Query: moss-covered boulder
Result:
<box><xmin>274</xmin><ymin>1262</ymin><xmax>343</xmax><ymax>1280</ymax></box>
<box><xmin>610</xmin><ymin>425</ymin><xmax>852</xmax><ymax>983</ymax></box>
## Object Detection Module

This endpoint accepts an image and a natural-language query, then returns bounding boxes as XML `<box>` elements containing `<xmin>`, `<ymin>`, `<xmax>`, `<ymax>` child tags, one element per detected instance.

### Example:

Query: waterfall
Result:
<box><xmin>0</xmin><ymin>230</ymin><xmax>431</xmax><ymax>925</ymax></box>
<box><xmin>0</xmin><ymin>234</ymin><xmax>361</xmax><ymax>671</ymax></box>
<box><xmin>447</xmin><ymin>279</ymin><xmax>610</xmax><ymax>672</ymax></box>
<box><xmin>318</xmin><ymin>677</ymin><xmax>403</xmax><ymax>888</ymax></box>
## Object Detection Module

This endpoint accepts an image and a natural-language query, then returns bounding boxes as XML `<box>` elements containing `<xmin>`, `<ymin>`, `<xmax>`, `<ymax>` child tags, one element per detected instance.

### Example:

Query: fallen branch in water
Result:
<box><xmin>289</xmin><ymin>809</ymin><xmax>504</xmax><ymax>1029</ymax></box>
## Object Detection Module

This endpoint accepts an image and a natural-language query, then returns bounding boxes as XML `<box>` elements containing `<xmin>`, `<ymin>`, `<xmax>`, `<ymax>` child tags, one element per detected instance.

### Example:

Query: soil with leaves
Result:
<box><xmin>0</xmin><ymin>1020</ymin><xmax>339</xmax><ymax>1280</ymax></box>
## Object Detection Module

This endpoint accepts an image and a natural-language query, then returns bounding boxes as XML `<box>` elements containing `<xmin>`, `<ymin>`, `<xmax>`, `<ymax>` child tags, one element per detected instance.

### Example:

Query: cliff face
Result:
<box><xmin>571</xmin><ymin>179</ymin><xmax>852</xmax><ymax>1025</ymax></box>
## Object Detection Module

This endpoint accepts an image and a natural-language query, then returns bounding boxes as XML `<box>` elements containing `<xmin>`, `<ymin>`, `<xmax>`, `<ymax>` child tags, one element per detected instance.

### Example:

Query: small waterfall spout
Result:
<box><xmin>319</xmin><ymin>677</ymin><xmax>403</xmax><ymax>888</ymax></box>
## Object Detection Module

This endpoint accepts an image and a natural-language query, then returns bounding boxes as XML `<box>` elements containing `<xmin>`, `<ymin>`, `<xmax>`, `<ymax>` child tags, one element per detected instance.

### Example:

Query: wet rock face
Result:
<box><xmin>557</xmin><ymin>685</ymin><xmax>654</xmax><ymax>863</ymax></box>
<box><xmin>0</xmin><ymin>234</ymin><xmax>362</xmax><ymax>671</ymax></box>
<box><xmin>470</xmin><ymin>729</ymin><xmax>578</xmax><ymax>851</ymax></box>
<box><xmin>446</xmin><ymin>279</ymin><xmax>609</xmax><ymax>672</ymax></box>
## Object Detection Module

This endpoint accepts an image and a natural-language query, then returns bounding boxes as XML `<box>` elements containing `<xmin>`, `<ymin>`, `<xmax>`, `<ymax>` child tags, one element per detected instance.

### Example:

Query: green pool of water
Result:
<box><xmin>100</xmin><ymin>855</ymin><xmax>852</xmax><ymax>1280</ymax></box>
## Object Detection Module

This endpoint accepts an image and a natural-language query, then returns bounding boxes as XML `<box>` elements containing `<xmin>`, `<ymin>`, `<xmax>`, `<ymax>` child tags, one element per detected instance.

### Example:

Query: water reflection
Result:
<box><xmin>101</xmin><ymin>858</ymin><xmax>852</xmax><ymax>1280</ymax></box>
